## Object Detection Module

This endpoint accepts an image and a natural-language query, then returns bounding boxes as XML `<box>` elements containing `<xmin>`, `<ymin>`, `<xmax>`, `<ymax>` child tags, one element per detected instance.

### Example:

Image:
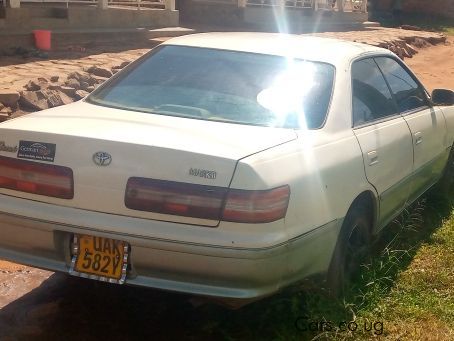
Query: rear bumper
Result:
<box><xmin>0</xmin><ymin>194</ymin><xmax>340</xmax><ymax>299</ymax></box>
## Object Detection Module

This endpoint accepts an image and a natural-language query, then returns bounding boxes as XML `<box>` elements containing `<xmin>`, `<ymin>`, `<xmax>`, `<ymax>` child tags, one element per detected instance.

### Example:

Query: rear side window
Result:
<box><xmin>351</xmin><ymin>58</ymin><xmax>398</xmax><ymax>126</ymax></box>
<box><xmin>375</xmin><ymin>57</ymin><xmax>428</xmax><ymax>113</ymax></box>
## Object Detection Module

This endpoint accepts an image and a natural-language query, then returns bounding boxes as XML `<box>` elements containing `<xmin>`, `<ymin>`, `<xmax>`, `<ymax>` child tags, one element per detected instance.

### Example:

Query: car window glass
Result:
<box><xmin>87</xmin><ymin>46</ymin><xmax>335</xmax><ymax>129</ymax></box>
<box><xmin>351</xmin><ymin>58</ymin><xmax>398</xmax><ymax>126</ymax></box>
<box><xmin>353</xmin><ymin>96</ymin><xmax>374</xmax><ymax>124</ymax></box>
<box><xmin>375</xmin><ymin>57</ymin><xmax>428</xmax><ymax>113</ymax></box>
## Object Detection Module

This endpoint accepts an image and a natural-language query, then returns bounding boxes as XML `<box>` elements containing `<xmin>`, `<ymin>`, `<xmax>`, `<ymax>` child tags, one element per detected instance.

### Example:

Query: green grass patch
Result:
<box><xmin>443</xmin><ymin>27</ymin><xmax>454</xmax><ymax>36</ymax></box>
<box><xmin>375</xmin><ymin>13</ymin><xmax>454</xmax><ymax>35</ymax></box>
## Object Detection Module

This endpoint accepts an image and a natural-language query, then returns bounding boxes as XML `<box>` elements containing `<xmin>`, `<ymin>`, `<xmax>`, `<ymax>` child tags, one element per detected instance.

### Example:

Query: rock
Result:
<box><xmin>39</xmin><ymin>90</ymin><xmax>64</xmax><ymax>108</ymax></box>
<box><xmin>79</xmin><ymin>81</ymin><xmax>89</xmax><ymax>91</ymax></box>
<box><xmin>78</xmin><ymin>73</ymin><xmax>91</xmax><ymax>84</ymax></box>
<box><xmin>55</xmin><ymin>90</ymin><xmax>74</xmax><ymax>105</ymax></box>
<box><xmin>395</xmin><ymin>46</ymin><xmax>407</xmax><ymax>59</ymax></box>
<box><xmin>405</xmin><ymin>43</ymin><xmax>418</xmax><ymax>55</ymax></box>
<box><xmin>25</xmin><ymin>80</ymin><xmax>41</xmax><ymax>91</ymax></box>
<box><xmin>66</xmin><ymin>78</ymin><xmax>80</xmax><ymax>90</ymax></box>
<box><xmin>48</xmin><ymin>83</ymin><xmax>61</xmax><ymax>91</ymax></box>
<box><xmin>0</xmin><ymin>111</ymin><xmax>10</xmax><ymax>122</ymax></box>
<box><xmin>87</xmin><ymin>65</ymin><xmax>113</xmax><ymax>78</ymax></box>
<box><xmin>0</xmin><ymin>102</ymin><xmax>4</xmax><ymax>110</ymax></box>
<box><xmin>37</xmin><ymin>90</ymin><xmax>74</xmax><ymax>108</ymax></box>
<box><xmin>69</xmin><ymin>71</ymin><xmax>91</xmax><ymax>84</ymax></box>
<box><xmin>59</xmin><ymin>86</ymin><xmax>77</xmax><ymax>98</ymax></box>
<box><xmin>114</xmin><ymin>61</ymin><xmax>129</xmax><ymax>69</ymax></box>
<box><xmin>112</xmin><ymin>63</ymin><xmax>129</xmax><ymax>74</ymax></box>
<box><xmin>8</xmin><ymin>110</ymin><xmax>29</xmax><ymax>120</ymax></box>
<box><xmin>25</xmin><ymin>78</ymin><xmax>48</xmax><ymax>91</ymax></box>
<box><xmin>68</xmin><ymin>71</ymin><xmax>80</xmax><ymax>81</ymax></box>
<box><xmin>388</xmin><ymin>44</ymin><xmax>398</xmax><ymax>55</ymax></box>
<box><xmin>413</xmin><ymin>38</ymin><xmax>430</xmax><ymax>49</ymax></box>
<box><xmin>86</xmin><ymin>86</ymin><xmax>95</xmax><ymax>92</ymax></box>
<box><xmin>401</xmin><ymin>24</ymin><xmax>423</xmax><ymax>31</ymax></box>
<box><xmin>428</xmin><ymin>36</ymin><xmax>446</xmax><ymax>45</ymax></box>
<box><xmin>0</xmin><ymin>112</ymin><xmax>9</xmax><ymax>122</ymax></box>
<box><xmin>74</xmin><ymin>90</ymin><xmax>89</xmax><ymax>100</ymax></box>
<box><xmin>400</xmin><ymin>46</ymin><xmax>412</xmax><ymax>58</ymax></box>
<box><xmin>19</xmin><ymin>91</ymin><xmax>49</xmax><ymax>111</ymax></box>
<box><xmin>87</xmin><ymin>76</ymin><xmax>97</xmax><ymax>86</ymax></box>
<box><xmin>88</xmin><ymin>75</ymin><xmax>108</xmax><ymax>85</ymax></box>
<box><xmin>0</xmin><ymin>89</ymin><xmax>20</xmax><ymax>107</ymax></box>
<box><xmin>50</xmin><ymin>75</ymin><xmax>59</xmax><ymax>82</ymax></box>
<box><xmin>0</xmin><ymin>105</ymin><xmax>12</xmax><ymax>114</ymax></box>
<box><xmin>87</xmin><ymin>76</ymin><xmax>96</xmax><ymax>86</ymax></box>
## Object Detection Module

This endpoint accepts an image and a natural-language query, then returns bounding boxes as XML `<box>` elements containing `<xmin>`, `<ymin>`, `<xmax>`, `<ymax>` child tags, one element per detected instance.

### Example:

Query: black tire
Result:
<box><xmin>327</xmin><ymin>204</ymin><xmax>371</xmax><ymax>297</ymax></box>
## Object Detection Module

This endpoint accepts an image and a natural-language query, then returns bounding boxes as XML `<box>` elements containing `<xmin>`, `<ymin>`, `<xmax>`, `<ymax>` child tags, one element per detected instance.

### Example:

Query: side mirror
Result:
<box><xmin>432</xmin><ymin>89</ymin><xmax>454</xmax><ymax>106</ymax></box>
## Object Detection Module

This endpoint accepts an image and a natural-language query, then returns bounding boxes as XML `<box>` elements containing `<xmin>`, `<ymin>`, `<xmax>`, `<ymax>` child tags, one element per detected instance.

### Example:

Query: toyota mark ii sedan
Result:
<box><xmin>0</xmin><ymin>33</ymin><xmax>453</xmax><ymax>301</ymax></box>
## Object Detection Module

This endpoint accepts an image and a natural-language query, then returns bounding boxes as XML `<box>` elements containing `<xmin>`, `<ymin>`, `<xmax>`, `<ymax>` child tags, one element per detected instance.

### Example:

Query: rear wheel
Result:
<box><xmin>327</xmin><ymin>204</ymin><xmax>371</xmax><ymax>296</ymax></box>
<box><xmin>438</xmin><ymin>145</ymin><xmax>454</xmax><ymax>196</ymax></box>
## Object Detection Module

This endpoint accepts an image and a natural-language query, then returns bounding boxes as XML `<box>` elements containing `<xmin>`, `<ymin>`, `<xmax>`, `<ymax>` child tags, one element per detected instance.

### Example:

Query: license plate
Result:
<box><xmin>69</xmin><ymin>234</ymin><xmax>129</xmax><ymax>284</ymax></box>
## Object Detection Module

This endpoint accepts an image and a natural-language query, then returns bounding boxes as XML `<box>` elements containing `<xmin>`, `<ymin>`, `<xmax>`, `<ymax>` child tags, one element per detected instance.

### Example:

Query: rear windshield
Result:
<box><xmin>87</xmin><ymin>45</ymin><xmax>335</xmax><ymax>129</ymax></box>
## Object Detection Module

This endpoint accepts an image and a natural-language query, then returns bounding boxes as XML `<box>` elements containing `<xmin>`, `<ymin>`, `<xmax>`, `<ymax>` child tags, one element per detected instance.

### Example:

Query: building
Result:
<box><xmin>0</xmin><ymin>0</ymin><xmax>178</xmax><ymax>31</ymax></box>
<box><xmin>0</xmin><ymin>0</ymin><xmax>370</xmax><ymax>32</ymax></box>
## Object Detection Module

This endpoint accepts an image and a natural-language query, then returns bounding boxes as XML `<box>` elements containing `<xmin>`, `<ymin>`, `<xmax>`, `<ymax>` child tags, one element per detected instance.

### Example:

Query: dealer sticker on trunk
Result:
<box><xmin>17</xmin><ymin>140</ymin><xmax>56</xmax><ymax>162</ymax></box>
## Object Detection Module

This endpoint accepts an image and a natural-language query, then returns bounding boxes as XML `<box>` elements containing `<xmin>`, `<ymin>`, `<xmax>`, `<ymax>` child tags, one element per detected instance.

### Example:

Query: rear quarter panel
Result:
<box><xmin>230</xmin><ymin>129</ymin><xmax>376</xmax><ymax>239</ymax></box>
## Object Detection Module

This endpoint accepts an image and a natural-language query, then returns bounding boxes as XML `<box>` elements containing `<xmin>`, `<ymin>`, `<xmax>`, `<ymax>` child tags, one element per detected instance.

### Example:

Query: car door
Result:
<box><xmin>375</xmin><ymin>57</ymin><xmax>448</xmax><ymax>204</ymax></box>
<box><xmin>351</xmin><ymin>58</ymin><xmax>414</xmax><ymax>230</ymax></box>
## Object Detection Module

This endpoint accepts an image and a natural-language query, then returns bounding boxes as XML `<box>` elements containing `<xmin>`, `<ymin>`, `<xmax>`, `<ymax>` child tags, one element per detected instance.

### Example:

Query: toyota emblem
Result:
<box><xmin>93</xmin><ymin>151</ymin><xmax>112</xmax><ymax>166</ymax></box>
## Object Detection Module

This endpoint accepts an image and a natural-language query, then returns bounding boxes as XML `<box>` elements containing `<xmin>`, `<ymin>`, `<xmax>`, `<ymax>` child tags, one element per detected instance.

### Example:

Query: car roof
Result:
<box><xmin>162</xmin><ymin>32</ymin><xmax>392</xmax><ymax>65</ymax></box>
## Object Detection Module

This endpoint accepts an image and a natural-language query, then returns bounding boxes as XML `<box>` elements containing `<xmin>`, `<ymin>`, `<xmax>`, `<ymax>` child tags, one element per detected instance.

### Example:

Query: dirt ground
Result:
<box><xmin>405</xmin><ymin>36</ymin><xmax>454</xmax><ymax>91</ymax></box>
<box><xmin>0</xmin><ymin>34</ymin><xmax>453</xmax><ymax>340</ymax></box>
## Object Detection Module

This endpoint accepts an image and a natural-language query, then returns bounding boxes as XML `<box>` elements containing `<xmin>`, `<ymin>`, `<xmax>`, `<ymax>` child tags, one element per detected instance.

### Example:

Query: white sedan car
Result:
<box><xmin>0</xmin><ymin>33</ymin><xmax>453</xmax><ymax>301</ymax></box>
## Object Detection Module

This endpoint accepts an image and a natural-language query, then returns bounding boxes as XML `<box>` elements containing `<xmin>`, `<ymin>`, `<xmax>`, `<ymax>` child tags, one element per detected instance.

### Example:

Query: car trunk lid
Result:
<box><xmin>0</xmin><ymin>101</ymin><xmax>297</xmax><ymax>226</ymax></box>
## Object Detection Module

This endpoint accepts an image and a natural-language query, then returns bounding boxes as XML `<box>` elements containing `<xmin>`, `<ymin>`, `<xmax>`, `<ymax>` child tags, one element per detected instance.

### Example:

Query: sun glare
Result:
<box><xmin>256</xmin><ymin>61</ymin><xmax>316</xmax><ymax>128</ymax></box>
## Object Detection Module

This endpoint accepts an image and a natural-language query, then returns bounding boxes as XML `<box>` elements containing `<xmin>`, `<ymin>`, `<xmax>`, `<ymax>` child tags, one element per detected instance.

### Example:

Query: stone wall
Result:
<box><xmin>372</xmin><ymin>0</ymin><xmax>454</xmax><ymax>19</ymax></box>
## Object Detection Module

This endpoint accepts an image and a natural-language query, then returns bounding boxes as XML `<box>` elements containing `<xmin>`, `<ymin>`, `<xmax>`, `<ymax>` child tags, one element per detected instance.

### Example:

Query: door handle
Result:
<box><xmin>367</xmin><ymin>150</ymin><xmax>379</xmax><ymax>166</ymax></box>
<box><xmin>414</xmin><ymin>132</ymin><xmax>423</xmax><ymax>145</ymax></box>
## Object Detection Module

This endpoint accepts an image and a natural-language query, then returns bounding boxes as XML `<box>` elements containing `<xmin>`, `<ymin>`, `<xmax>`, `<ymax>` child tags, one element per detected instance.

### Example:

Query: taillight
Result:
<box><xmin>125</xmin><ymin>177</ymin><xmax>290</xmax><ymax>224</ymax></box>
<box><xmin>125</xmin><ymin>178</ymin><xmax>228</xmax><ymax>220</ymax></box>
<box><xmin>0</xmin><ymin>156</ymin><xmax>73</xmax><ymax>199</ymax></box>
<box><xmin>222</xmin><ymin>186</ymin><xmax>290</xmax><ymax>223</ymax></box>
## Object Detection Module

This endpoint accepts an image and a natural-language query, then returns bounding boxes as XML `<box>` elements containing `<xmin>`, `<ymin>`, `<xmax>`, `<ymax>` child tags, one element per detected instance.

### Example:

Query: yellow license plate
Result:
<box><xmin>72</xmin><ymin>234</ymin><xmax>128</xmax><ymax>282</ymax></box>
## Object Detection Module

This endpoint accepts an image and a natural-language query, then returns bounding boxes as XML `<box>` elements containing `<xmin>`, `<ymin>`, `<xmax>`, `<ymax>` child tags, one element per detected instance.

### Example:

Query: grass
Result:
<box><xmin>183</xmin><ymin>179</ymin><xmax>454</xmax><ymax>340</ymax></box>
<box><xmin>374</xmin><ymin>13</ymin><xmax>454</xmax><ymax>35</ymax></box>
<box><xmin>336</xmin><ymin>190</ymin><xmax>454</xmax><ymax>341</ymax></box>
<box><xmin>444</xmin><ymin>27</ymin><xmax>454</xmax><ymax>36</ymax></box>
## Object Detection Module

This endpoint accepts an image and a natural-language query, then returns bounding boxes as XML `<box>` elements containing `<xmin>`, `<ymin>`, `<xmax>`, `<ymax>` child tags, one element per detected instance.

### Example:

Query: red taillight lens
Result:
<box><xmin>222</xmin><ymin>186</ymin><xmax>290</xmax><ymax>223</ymax></box>
<box><xmin>125</xmin><ymin>178</ymin><xmax>228</xmax><ymax>220</ymax></box>
<box><xmin>0</xmin><ymin>156</ymin><xmax>74</xmax><ymax>199</ymax></box>
<box><xmin>125</xmin><ymin>177</ymin><xmax>290</xmax><ymax>224</ymax></box>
